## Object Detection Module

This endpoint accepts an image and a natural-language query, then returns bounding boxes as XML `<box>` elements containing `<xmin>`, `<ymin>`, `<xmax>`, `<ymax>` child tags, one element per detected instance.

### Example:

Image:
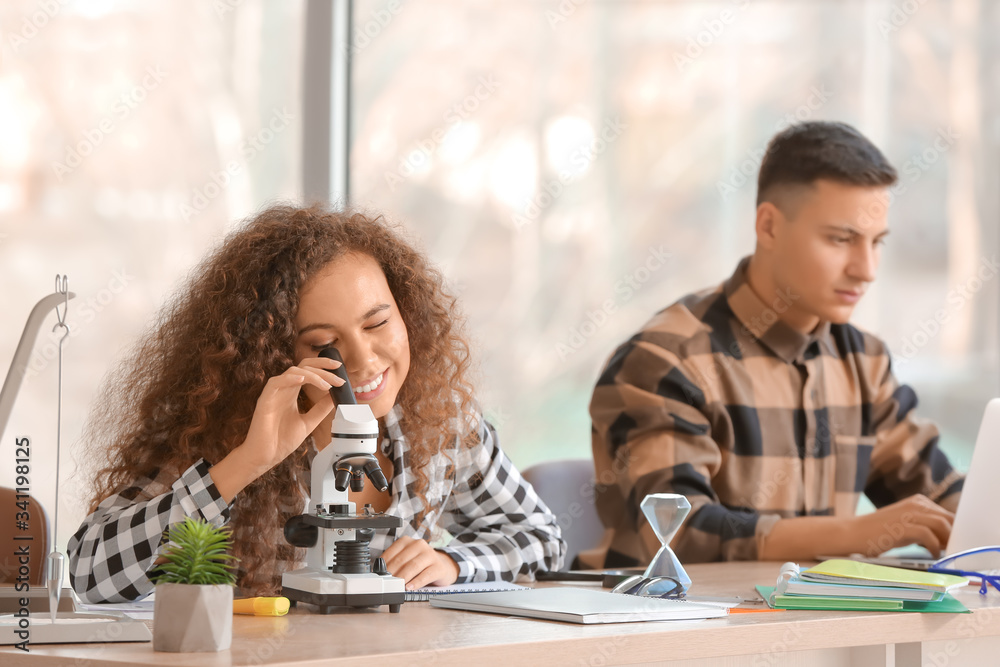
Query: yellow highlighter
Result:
<box><xmin>233</xmin><ymin>596</ymin><xmax>290</xmax><ymax>616</ymax></box>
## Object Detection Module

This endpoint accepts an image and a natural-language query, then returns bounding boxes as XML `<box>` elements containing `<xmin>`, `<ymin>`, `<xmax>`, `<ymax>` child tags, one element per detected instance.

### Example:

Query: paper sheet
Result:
<box><xmin>77</xmin><ymin>597</ymin><xmax>155</xmax><ymax>620</ymax></box>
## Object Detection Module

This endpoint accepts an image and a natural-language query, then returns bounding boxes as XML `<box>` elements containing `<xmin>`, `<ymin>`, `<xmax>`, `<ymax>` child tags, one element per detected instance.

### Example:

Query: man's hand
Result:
<box><xmin>381</xmin><ymin>537</ymin><xmax>460</xmax><ymax>590</ymax></box>
<box><xmin>761</xmin><ymin>493</ymin><xmax>955</xmax><ymax>561</ymax></box>
<box><xmin>853</xmin><ymin>494</ymin><xmax>955</xmax><ymax>558</ymax></box>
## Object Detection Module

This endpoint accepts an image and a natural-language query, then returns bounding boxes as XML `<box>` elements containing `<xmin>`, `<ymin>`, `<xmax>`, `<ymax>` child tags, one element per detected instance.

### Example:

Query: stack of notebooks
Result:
<box><xmin>756</xmin><ymin>559</ymin><xmax>971</xmax><ymax>613</ymax></box>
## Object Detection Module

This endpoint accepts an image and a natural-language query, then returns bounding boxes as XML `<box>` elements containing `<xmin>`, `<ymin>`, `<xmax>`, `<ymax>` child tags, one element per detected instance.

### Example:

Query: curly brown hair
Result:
<box><xmin>82</xmin><ymin>204</ymin><xmax>477</xmax><ymax>595</ymax></box>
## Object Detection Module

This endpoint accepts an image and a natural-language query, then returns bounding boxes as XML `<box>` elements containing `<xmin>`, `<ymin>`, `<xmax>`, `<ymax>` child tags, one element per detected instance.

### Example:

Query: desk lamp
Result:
<box><xmin>0</xmin><ymin>278</ymin><xmax>150</xmax><ymax>645</ymax></box>
<box><xmin>0</xmin><ymin>278</ymin><xmax>75</xmax><ymax>622</ymax></box>
<box><xmin>280</xmin><ymin>348</ymin><xmax>405</xmax><ymax>613</ymax></box>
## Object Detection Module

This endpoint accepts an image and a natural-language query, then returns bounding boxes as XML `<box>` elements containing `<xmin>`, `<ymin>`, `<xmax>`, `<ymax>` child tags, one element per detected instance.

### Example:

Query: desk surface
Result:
<box><xmin>4</xmin><ymin>561</ymin><xmax>1000</xmax><ymax>666</ymax></box>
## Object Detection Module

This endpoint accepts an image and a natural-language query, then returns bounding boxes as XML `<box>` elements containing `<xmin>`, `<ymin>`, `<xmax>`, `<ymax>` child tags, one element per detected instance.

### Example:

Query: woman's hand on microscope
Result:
<box><xmin>297</xmin><ymin>354</ymin><xmax>348</xmax><ymax>409</ymax></box>
<box><xmin>382</xmin><ymin>537</ymin><xmax>460</xmax><ymax>590</ymax></box>
<box><xmin>209</xmin><ymin>364</ymin><xmax>343</xmax><ymax>503</ymax></box>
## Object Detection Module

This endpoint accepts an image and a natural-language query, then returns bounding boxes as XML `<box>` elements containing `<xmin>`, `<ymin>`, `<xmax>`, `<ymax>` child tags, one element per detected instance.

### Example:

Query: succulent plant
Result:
<box><xmin>151</xmin><ymin>517</ymin><xmax>238</xmax><ymax>586</ymax></box>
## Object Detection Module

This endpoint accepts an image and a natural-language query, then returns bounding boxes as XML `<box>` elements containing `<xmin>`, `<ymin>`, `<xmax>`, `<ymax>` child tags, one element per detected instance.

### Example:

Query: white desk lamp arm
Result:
<box><xmin>0</xmin><ymin>291</ymin><xmax>76</xmax><ymax>442</ymax></box>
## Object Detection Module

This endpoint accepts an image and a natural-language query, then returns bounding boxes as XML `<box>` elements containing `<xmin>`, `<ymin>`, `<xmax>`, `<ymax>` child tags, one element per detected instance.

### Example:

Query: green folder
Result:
<box><xmin>755</xmin><ymin>586</ymin><xmax>970</xmax><ymax>613</ymax></box>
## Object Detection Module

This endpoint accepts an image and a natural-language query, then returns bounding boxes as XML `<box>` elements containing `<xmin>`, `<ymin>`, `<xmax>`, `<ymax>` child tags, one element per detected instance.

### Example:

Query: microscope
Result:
<box><xmin>280</xmin><ymin>348</ymin><xmax>406</xmax><ymax>613</ymax></box>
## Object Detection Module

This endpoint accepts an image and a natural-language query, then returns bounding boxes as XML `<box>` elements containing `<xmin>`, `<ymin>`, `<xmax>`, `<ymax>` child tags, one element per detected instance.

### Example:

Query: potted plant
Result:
<box><xmin>151</xmin><ymin>517</ymin><xmax>238</xmax><ymax>652</ymax></box>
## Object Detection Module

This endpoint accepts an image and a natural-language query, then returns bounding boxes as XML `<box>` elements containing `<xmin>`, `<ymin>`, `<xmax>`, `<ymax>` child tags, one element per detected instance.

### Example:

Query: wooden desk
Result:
<box><xmin>4</xmin><ymin>562</ymin><xmax>1000</xmax><ymax>666</ymax></box>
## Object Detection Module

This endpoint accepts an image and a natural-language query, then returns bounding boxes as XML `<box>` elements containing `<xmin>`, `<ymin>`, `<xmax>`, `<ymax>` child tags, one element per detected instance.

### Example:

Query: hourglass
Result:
<box><xmin>640</xmin><ymin>493</ymin><xmax>692</xmax><ymax>593</ymax></box>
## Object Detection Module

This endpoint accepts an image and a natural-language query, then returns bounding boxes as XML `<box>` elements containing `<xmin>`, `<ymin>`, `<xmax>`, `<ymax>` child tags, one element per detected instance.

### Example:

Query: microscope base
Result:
<box><xmin>281</xmin><ymin>568</ymin><xmax>405</xmax><ymax>614</ymax></box>
<box><xmin>283</xmin><ymin>588</ymin><xmax>404</xmax><ymax>614</ymax></box>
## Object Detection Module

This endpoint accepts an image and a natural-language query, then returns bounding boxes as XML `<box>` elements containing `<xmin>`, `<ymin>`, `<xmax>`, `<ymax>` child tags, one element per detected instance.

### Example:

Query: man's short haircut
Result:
<box><xmin>756</xmin><ymin>121</ymin><xmax>898</xmax><ymax>207</ymax></box>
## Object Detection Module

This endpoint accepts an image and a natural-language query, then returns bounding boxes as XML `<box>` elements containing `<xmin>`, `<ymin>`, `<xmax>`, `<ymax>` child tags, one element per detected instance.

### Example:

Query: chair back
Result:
<box><xmin>521</xmin><ymin>459</ymin><xmax>604</xmax><ymax>570</ymax></box>
<box><xmin>0</xmin><ymin>487</ymin><xmax>49</xmax><ymax>585</ymax></box>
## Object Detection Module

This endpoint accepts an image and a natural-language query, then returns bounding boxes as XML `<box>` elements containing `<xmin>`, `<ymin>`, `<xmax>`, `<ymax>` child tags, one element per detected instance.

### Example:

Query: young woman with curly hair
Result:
<box><xmin>68</xmin><ymin>204</ymin><xmax>564</xmax><ymax>602</ymax></box>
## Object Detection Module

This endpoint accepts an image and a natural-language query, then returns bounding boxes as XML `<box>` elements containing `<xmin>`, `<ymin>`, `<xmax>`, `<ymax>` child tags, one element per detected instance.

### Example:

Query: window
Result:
<box><xmin>0</xmin><ymin>0</ymin><xmax>304</xmax><ymax>548</ymax></box>
<box><xmin>349</xmin><ymin>0</ymin><xmax>998</xmax><ymax>478</ymax></box>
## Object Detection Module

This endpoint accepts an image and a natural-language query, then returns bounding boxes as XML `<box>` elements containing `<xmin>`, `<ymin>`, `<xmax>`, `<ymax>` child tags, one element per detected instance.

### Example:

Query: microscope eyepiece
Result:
<box><xmin>319</xmin><ymin>347</ymin><xmax>356</xmax><ymax>405</ymax></box>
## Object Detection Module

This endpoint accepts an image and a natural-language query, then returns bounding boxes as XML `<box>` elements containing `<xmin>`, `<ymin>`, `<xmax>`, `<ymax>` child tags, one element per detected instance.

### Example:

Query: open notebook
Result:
<box><xmin>429</xmin><ymin>587</ymin><xmax>728</xmax><ymax>624</ymax></box>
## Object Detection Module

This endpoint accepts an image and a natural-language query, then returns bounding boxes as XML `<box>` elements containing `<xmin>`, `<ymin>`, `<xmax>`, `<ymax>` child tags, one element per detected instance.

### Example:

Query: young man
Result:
<box><xmin>589</xmin><ymin>121</ymin><xmax>963</xmax><ymax>567</ymax></box>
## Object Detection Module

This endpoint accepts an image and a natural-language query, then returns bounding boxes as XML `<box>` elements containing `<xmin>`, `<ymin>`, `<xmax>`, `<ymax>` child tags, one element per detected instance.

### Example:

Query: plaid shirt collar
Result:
<box><xmin>724</xmin><ymin>256</ymin><xmax>833</xmax><ymax>364</ymax></box>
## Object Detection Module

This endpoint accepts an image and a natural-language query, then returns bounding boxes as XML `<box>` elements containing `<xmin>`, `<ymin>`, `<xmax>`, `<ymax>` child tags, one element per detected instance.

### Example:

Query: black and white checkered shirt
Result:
<box><xmin>68</xmin><ymin>407</ymin><xmax>565</xmax><ymax>603</ymax></box>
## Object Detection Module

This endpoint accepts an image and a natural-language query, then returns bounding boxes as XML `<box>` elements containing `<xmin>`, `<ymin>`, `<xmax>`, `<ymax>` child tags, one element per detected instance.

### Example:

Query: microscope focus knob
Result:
<box><xmin>284</xmin><ymin>515</ymin><xmax>319</xmax><ymax>548</ymax></box>
<box><xmin>373</xmin><ymin>557</ymin><xmax>389</xmax><ymax>576</ymax></box>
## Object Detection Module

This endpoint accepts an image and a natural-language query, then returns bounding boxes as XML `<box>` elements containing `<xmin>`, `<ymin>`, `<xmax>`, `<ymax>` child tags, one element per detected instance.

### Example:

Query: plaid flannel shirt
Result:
<box><xmin>69</xmin><ymin>406</ymin><xmax>565</xmax><ymax>603</ymax></box>
<box><xmin>590</xmin><ymin>257</ymin><xmax>964</xmax><ymax>567</ymax></box>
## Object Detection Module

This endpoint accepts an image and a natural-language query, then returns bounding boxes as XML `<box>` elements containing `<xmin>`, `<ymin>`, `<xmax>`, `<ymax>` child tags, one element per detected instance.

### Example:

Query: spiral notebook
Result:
<box><xmin>404</xmin><ymin>581</ymin><xmax>527</xmax><ymax>602</ymax></box>
<box><xmin>429</xmin><ymin>587</ymin><xmax>728</xmax><ymax>624</ymax></box>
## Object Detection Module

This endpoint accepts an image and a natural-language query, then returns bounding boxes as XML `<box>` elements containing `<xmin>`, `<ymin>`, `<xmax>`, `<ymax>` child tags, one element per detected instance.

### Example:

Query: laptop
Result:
<box><xmin>849</xmin><ymin>398</ymin><xmax>1000</xmax><ymax>572</ymax></box>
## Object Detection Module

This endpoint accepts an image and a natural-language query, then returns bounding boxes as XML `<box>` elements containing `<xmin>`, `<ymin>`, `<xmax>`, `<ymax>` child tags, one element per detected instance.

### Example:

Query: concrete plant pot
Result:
<box><xmin>153</xmin><ymin>583</ymin><xmax>233</xmax><ymax>652</ymax></box>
